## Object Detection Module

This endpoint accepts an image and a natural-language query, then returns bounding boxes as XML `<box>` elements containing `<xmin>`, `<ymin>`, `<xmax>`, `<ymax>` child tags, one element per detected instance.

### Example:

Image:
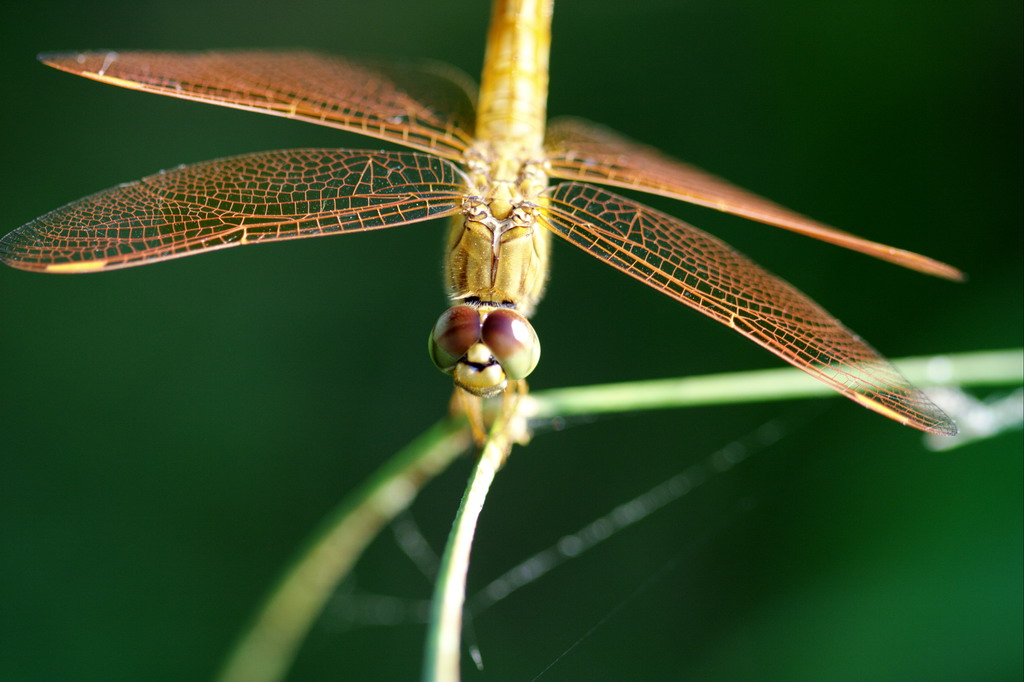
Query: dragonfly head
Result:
<box><xmin>428</xmin><ymin>304</ymin><xmax>540</xmax><ymax>398</ymax></box>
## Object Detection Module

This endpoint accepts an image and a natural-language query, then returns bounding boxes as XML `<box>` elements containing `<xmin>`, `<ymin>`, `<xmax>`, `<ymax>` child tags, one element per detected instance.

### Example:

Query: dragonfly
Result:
<box><xmin>0</xmin><ymin>0</ymin><xmax>962</xmax><ymax>437</ymax></box>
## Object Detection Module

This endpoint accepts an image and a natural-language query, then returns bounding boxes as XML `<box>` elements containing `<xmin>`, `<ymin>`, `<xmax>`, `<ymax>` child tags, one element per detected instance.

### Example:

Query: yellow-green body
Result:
<box><xmin>444</xmin><ymin>0</ymin><xmax>553</xmax><ymax>319</ymax></box>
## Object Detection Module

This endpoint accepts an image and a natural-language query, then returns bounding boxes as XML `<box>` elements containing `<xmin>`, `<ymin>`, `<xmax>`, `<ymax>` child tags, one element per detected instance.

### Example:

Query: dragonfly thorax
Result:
<box><xmin>446</xmin><ymin>143</ymin><xmax>551</xmax><ymax>318</ymax></box>
<box><xmin>445</xmin><ymin>193</ymin><xmax>550</xmax><ymax>317</ymax></box>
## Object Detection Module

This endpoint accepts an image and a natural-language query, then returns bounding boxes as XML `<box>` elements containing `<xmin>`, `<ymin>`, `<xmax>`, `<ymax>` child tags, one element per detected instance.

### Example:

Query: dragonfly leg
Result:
<box><xmin>448</xmin><ymin>383</ymin><xmax>532</xmax><ymax>465</ymax></box>
<box><xmin>500</xmin><ymin>380</ymin><xmax>533</xmax><ymax>448</ymax></box>
<box><xmin>451</xmin><ymin>387</ymin><xmax>488</xmax><ymax>446</ymax></box>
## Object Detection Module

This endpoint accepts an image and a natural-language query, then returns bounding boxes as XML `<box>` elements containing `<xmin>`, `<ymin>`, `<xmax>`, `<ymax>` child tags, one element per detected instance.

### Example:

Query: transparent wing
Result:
<box><xmin>545</xmin><ymin>117</ymin><xmax>963</xmax><ymax>281</ymax></box>
<box><xmin>0</xmin><ymin>150</ymin><xmax>467</xmax><ymax>272</ymax></box>
<box><xmin>540</xmin><ymin>181</ymin><xmax>956</xmax><ymax>435</ymax></box>
<box><xmin>40</xmin><ymin>51</ymin><xmax>477</xmax><ymax>160</ymax></box>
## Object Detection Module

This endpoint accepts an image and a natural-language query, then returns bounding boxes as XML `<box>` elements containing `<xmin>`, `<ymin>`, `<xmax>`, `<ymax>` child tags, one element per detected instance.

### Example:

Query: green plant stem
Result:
<box><xmin>423</xmin><ymin>424</ymin><xmax>512</xmax><ymax>682</ymax></box>
<box><xmin>216</xmin><ymin>417</ymin><xmax>472</xmax><ymax>682</ymax></box>
<box><xmin>523</xmin><ymin>348</ymin><xmax>1022</xmax><ymax>419</ymax></box>
<box><xmin>218</xmin><ymin>348</ymin><xmax>1021</xmax><ymax>682</ymax></box>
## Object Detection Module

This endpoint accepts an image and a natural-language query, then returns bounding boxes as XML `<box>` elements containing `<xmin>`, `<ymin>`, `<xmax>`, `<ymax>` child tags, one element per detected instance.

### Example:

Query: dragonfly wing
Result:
<box><xmin>40</xmin><ymin>51</ymin><xmax>476</xmax><ymax>160</ymax></box>
<box><xmin>545</xmin><ymin>117</ymin><xmax>963</xmax><ymax>281</ymax></box>
<box><xmin>1</xmin><ymin>150</ymin><xmax>466</xmax><ymax>272</ymax></box>
<box><xmin>540</xmin><ymin>181</ymin><xmax>956</xmax><ymax>435</ymax></box>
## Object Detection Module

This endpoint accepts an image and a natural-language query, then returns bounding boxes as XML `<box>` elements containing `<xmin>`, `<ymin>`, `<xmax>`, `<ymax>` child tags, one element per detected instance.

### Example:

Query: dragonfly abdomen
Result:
<box><xmin>474</xmin><ymin>0</ymin><xmax>552</xmax><ymax>152</ymax></box>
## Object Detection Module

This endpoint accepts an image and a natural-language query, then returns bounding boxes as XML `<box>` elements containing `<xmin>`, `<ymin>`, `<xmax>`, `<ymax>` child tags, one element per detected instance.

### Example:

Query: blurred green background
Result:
<box><xmin>1</xmin><ymin>0</ymin><xmax>1020</xmax><ymax>680</ymax></box>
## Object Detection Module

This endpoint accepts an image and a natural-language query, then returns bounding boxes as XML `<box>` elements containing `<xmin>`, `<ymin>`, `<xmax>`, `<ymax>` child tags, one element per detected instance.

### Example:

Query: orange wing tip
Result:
<box><xmin>38</xmin><ymin>52</ymin><xmax>147</xmax><ymax>90</ymax></box>
<box><xmin>888</xmin><ymin>248</ymin><xmax>966</xmax><ymax>282</ymax></box>
<box><xmin>38</xmin><ymin>51</ymin><xmax>96</xmax><ymax>71</ymax></box>
<box><xmin>849</xmin><ymin>392</ymin><xmax>958</xmax><ymax>437</ymax></box>
<box><xmin>44</xmin><ymin>260</ymin><xmax>109</xmax><ymax>274</ymax></box>
<box><xmin>37</xmin><ymin>51</ymin><xmax>79</xmax><ymax>65</ymax></box>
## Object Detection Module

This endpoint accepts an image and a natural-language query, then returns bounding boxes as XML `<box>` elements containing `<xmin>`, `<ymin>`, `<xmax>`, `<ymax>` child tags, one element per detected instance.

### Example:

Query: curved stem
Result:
<box><xmin>217</xmin><ymin>348</ymin><xmax>1021</xmax><ymax>682</ymax></box>
<box><xmin>422</xmin><ymin>426</ymin><xmax>510</xmax><ymax>681</ymax></box>
<box><xmin>523</xmin><ymin>349</ymin><xmax>1022</xmax><ymax>419</ymax></box>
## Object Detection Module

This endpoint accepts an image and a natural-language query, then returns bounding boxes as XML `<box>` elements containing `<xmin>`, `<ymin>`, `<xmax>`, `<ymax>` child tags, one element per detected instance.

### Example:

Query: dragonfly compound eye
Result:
<box><xmin>428</xmin><ymin>305</ymin><xmax>482</xmax><ymax>373</ymax></box>
<box><xmin>481</xmin><ymin>309</ymin><xmax>540</xmax><ymax>381</ymax></box>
